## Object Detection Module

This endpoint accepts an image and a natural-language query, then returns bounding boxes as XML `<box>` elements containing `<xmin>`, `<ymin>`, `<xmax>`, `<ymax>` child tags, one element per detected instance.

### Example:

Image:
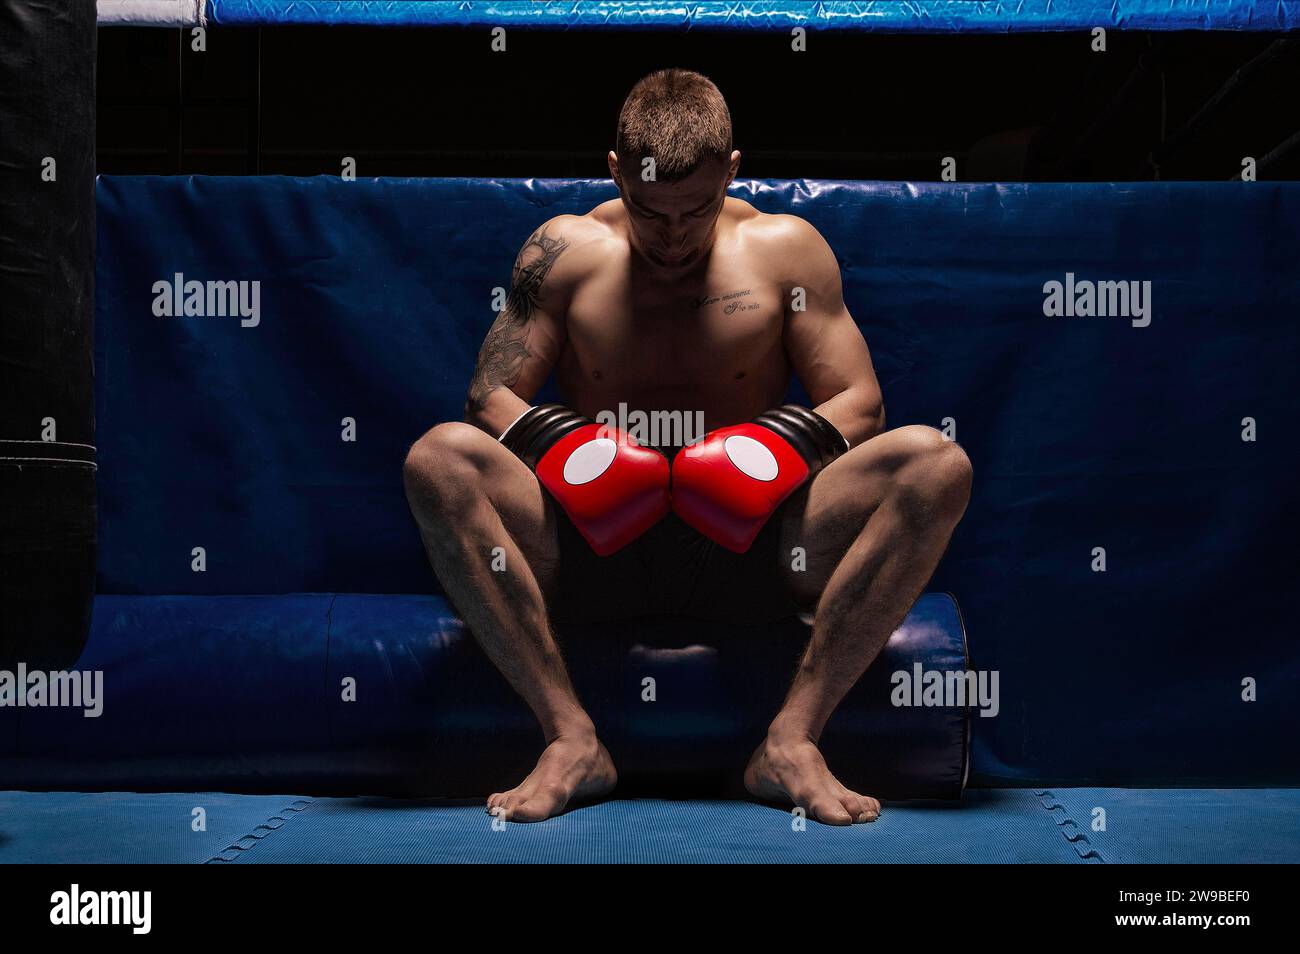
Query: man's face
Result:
<box><xmin>609</xmin><ymin>151</ymin><xmax>739</xmax><ymax>272</ymax></box>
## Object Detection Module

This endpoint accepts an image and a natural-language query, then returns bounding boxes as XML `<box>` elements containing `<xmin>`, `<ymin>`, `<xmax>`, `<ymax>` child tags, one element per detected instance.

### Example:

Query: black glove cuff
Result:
<box><xmin>499</xmin><ymin>404</ymin><xmax>590</xmax><ymax>470</ymax></box>
<box><xmin>753</xmin><ymin>405</ymin><xmax>849</xmax><ymax>476</ymax></box>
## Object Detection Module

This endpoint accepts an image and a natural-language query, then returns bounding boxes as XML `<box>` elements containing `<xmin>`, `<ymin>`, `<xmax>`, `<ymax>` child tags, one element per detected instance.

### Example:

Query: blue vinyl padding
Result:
<box><xmin>205</xmin><ymin>1</ymin><xmax>1300</xmax><ymax>33</ymax></box>
<box><xmin>92</xmin><ymin>175</ymin><xmax>1300</xmax><ymax>787</ymax></box>
<box><xmin>0</xmin><ymin>593</ymin><xmax>968</xmax><ymax>798</ymax></box>
<box><xmin>3</xmin><ymin>790</ymin><xmax>1297</xmax><ymax>863</ymax></box>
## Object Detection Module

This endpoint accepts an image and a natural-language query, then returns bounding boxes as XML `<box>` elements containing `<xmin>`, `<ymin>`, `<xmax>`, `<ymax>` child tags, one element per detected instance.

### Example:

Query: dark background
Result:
<box><xmin>97</xmin><ymin>26</ymin><xmax>1300</xmax><ymax>181</ymax></box>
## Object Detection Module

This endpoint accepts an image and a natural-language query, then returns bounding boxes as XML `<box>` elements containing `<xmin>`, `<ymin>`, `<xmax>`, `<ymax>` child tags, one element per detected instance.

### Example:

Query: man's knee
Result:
<box><xmin>403</xmin><ymin>421</ymin><xmax>495</xmax><ymax>515</ymax></box>
<box><xmin>887</xmin><ymin>425</ymin><xmax>973</xmax><ymax>519</ymax></box>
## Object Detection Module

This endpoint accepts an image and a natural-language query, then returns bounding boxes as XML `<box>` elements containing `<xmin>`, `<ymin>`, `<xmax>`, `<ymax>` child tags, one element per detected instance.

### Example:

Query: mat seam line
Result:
<box><xmin>203</xmin><ymin>798</ymin><xmax>316</xmax><ymax>864</ymax></box>
<box><xmin>1034</xmin><ymin>788</ymin><xmax>1106</xmax><ymax>863</ymax></box>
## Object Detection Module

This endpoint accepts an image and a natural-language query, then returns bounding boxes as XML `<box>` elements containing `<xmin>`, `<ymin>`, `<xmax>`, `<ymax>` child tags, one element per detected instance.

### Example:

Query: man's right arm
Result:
<box><xmin>464</xmin><ymin>217</ymin><xmax>671</xmax><ymax>554</ymax></box>
<box><xmin>464</xmin><ymin>218</ymin><xmax>573</xmax><ymax>435</ymax></box>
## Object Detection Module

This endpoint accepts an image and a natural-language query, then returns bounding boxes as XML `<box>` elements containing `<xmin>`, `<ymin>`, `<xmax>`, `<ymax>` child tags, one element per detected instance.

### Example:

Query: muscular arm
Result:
<box><xmin>776</xmin><ymin>216</ymin><xmax>884</xmax><ymax>448</ymax></box>
<box><xmin>464</xmin><ymin>220</ymin><xmax>572</xmax><ymax>436</ymax></box>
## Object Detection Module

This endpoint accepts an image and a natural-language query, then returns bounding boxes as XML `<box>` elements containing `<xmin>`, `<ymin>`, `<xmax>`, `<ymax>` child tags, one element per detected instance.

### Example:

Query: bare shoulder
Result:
<box><xmin>512</xmin><ymin>209</ymin><xmax>622</xmax><ymax>296</ymax></box>
<box><xmin>741</xmin><ymin>209</ymin><xmax>833</xmax><ymax>258</ymax></box>
<box><xmin>737</xmin><ymin>208</ymin><xmax>837</xmax><ymax>286</ymax></box>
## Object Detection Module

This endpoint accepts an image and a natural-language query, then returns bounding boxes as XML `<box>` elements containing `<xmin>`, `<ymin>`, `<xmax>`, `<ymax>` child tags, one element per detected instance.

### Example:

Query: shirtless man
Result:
<box><xmin>402</xmin><ymin>69</ymin><xmax>972</xmax><ymax>825</ymax></box>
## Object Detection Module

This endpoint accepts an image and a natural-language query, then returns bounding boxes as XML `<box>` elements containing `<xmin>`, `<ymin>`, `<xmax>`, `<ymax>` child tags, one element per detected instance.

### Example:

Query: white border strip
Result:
<box><xmin>97</xmin><ymin>0</ymin><xmax>205</xmax><ymax>27</ymax></box>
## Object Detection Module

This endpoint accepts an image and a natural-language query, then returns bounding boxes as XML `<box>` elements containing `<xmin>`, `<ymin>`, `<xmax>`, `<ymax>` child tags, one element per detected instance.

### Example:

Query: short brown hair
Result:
<box><xmin>615</xmin><ymin>69</ymin><xmax>732</xmax><ymax>182</ymax></box>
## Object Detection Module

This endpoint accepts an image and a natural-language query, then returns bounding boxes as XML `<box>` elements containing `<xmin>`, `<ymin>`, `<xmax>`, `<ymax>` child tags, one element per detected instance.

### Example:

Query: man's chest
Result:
<box><xmin>564</xmin><ymin>270</ymin><xmax>786</xmax><ymax>386</ymax></box>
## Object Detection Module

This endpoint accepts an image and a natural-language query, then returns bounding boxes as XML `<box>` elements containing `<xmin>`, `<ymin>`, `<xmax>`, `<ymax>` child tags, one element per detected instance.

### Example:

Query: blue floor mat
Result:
<box><xmin>2</xmin><ymin>789</ymin><xmax>1297</xmax><ymax>863</ymax></box>
<box><xmin>0</xmin><ymin>792</ymin><xmax>304</xmax><ymax>864</ymax></box>
<box><xmin>213</xmin><ymin>790</ymin><xmax>1079</xmax><ymax>864</ymax></box>
<box><xmin>1034</xmin><ymin>788</ymin><xmax>1300</xmax><ymax>864</ymax></box>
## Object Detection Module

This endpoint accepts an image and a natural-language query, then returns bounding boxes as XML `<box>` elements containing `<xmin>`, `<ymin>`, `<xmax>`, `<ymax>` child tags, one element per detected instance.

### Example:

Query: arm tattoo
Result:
<box><xmin>467</xmin><ymin>225</ymin><xmax>569</xmax><ymax>415</ymax></box>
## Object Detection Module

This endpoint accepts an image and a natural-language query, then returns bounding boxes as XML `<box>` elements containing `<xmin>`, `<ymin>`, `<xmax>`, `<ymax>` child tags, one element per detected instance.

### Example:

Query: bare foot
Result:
<box><xmin>744</xmin><ymin>732</ymin><xmax>881</xmax><ymax>826</ymax></box>
<box><xmin>486</xmin><ymin>733</ymin><xmax>617</xmax><ymax>822</ymax></box>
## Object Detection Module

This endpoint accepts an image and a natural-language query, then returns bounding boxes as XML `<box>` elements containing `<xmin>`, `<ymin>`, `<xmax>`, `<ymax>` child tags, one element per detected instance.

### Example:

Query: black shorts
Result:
<box><xmin>548</xmin><ymin>503</ymin><xmax>808</xmax><ymax>626</ymax></box>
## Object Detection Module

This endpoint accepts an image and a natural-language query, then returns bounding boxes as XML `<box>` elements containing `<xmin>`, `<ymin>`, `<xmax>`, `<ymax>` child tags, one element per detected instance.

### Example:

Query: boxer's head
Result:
<box><xmin>609</xmin><ymin>68</ymin><xmax>740</xmax><ymax>273</ymax></box>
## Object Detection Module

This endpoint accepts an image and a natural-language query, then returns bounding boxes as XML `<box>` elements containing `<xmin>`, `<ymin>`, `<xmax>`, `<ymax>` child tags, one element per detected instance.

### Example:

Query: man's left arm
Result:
<box><xmin>776</xmin><ymin>216</ymin><xmax>884</xmax><ymax>448</ymax></box>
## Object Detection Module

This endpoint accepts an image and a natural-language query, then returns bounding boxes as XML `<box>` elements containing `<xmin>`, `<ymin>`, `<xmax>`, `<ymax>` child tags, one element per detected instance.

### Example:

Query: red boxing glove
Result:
<box><xmin>500</xmin><ymin>404</ymin><xmax>670</xmax><ymax>556</ymax></box>
<box><xmin>671</xmin><ymin>405</ymin><xmax>848</xmax><ymax>553</ymax></box>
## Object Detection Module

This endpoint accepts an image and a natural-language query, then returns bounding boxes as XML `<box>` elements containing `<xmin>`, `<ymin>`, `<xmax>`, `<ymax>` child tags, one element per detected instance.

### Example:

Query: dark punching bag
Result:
<box><xmin>0</xmin><ymin>0</ymin><xmax>97</xmax><ymax>669</ymax></box>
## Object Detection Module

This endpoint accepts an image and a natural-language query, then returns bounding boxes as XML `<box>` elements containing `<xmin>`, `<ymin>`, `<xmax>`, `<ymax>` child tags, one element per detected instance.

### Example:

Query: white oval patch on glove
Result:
<box><xmin>724</xmin><ymin>435</ymin><xmax>779</xmax><ymax>481</ymax></box>
<box><xmin>563</xmin><ymin>438</ymin><xmax>618</xmax><ymax>485</ymax></box>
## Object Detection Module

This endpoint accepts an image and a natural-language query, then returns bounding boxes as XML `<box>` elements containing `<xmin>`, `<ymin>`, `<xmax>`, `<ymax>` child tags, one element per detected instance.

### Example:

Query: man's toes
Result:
<box><xmin>493</xmin><ymin>791</ymin><xmax>524</xmax><ymax>818</ymax></box>
<box><xmin>841</xmin><ymin>793</ymin><xmax>880</xmax><ymax>823</ymax></box>
<box><xmin>809</xmin><ymin>797</ymin><xmax>854</xmax><ymax>826</ymax></box>
<box><xmin>846</xmin><ymin>798</ymin><xmax>879</xmax><ymax>823</ymax></box>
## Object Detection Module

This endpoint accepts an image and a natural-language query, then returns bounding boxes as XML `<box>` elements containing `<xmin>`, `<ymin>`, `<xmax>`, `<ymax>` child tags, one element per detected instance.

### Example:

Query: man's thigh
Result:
<box><xmin>455</xmin><ymin>425</ymin><xmax>676</xmax><ymax>623</ymax></box>
<box><xmin>444</xmin><ymin>421</ymin><xmax>564</xmax><ymax>602</ymax></box>
<box><xmin>776</xmin><ymin>427</ymin><xmax>927</xmax><ymax>606</ymax></box>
